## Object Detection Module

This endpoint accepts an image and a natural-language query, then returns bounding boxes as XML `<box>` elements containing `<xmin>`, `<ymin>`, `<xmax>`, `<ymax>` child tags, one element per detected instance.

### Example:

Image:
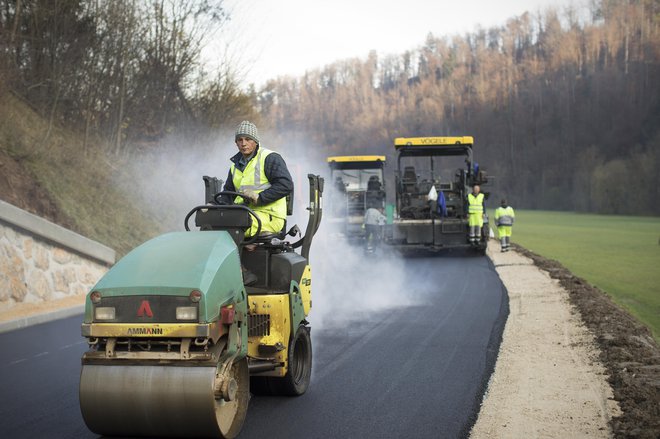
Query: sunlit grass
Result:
<box><xmin>492</xmin><ymin>210</ymin><xmax>660</xmax><ymax>341</ymax></box>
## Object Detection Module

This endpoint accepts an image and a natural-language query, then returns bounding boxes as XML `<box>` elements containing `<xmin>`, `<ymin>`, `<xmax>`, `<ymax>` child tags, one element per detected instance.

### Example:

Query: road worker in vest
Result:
<box><xmin>495</xmin><ymin>198</ymin><xmax>515</xmax><ymax>252</ymax></box>
<box><xmin>222</xmin><ymin>120</ymin><xmax>293</xmax><ymax>284</ymax></box>
<box><xmin>467</xmin><ymin>184</ymin><xmax>485</xmax><ymax>244</ymax></box>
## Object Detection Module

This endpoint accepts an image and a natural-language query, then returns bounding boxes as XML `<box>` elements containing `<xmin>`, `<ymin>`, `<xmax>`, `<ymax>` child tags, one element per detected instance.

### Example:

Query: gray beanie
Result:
<box><xmin>235</xmin><ymin>120</ymin><xmax>260</xmax><ymax>145</ymax></box>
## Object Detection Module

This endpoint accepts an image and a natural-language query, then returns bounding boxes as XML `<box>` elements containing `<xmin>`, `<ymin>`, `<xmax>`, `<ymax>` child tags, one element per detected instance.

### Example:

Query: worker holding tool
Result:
<box><xmin>222</xmin><ymin>120</ymin><xmax>293</xmax><ymax>284</ymax></box>
<box><xmin>467</xmin><ymin>184</ymin><xmax>485</xmax><ymax>244</ymax></box>
<box><xmin>495</xmin><ymin>198</ymin><xmax>515</xmax><ymax>252</ymax></box>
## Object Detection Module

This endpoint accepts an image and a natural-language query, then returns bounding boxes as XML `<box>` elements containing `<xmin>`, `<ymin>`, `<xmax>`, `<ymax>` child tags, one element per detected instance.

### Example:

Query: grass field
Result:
<box><xmin>490</xmin><ymin>210</ymin><xmax>660</xmax><ymax>341</ymax></box>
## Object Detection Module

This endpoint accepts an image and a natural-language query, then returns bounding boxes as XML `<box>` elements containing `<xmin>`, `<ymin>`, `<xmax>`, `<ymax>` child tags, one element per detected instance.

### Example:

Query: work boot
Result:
<box><xmin>242</xmin><ymin>267</ymin><xmax>258</xmax><ymax>286</ymax></box>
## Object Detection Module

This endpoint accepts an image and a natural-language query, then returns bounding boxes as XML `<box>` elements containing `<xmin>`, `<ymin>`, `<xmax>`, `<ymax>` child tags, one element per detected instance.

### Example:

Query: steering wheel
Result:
<box><xmin>212</xmin><ymin>190</ymin><xmax>244</xmax><ymax>205</ymax></box>
<box><xmin>184</xmin><ymin>201</ymin><xmax>262</xmax><ymax>244</ymax></box>
<box><xmin>212</xmin><ymin>190</ymin><xmax>263</xmax><ymax>244</ymax></box>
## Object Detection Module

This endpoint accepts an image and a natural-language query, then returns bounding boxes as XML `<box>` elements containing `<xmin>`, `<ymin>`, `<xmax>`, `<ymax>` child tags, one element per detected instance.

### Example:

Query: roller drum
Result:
<box><xmin>80</xmin><ymin>362</ymin><xmax>248</xmax><ymax>438</ymax></box>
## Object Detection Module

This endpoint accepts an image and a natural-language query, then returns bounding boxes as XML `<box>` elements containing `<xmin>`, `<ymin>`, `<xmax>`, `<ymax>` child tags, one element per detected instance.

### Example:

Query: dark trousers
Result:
<box><xmin>365</xmin><ymin>224</ymin><xmax>381</xmax><ymax>246</ymax></box>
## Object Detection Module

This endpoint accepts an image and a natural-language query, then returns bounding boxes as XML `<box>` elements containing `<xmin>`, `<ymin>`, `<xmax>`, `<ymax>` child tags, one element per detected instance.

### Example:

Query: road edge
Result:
<box><xmin>0</xmin><ymin>304</ymin><xmax>84</xmax><ymax>334</ymax></box>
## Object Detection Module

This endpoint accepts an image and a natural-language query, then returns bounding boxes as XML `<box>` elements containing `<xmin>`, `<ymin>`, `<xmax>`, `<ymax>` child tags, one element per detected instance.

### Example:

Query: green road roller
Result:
<box><xmin>79</xmin><ymin>174</ymin><xmax>324</xmax><ymax>438</ymax></box>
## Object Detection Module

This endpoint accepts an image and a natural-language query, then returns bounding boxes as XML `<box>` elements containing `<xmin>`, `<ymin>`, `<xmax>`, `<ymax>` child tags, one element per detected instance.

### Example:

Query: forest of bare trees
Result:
<box><xmin>0</xmin><ymin>0</ymin><xmax>256</xmax><ymax>154</ymax></box>
<box><xmin>1</xmin><ymin>0</ymin><xmax>658</xmax><ymax>215</ymax></box>
<box><xmin>259</xmin><ymin>0</ymin><xmax>660</xmax><ymax>215</ymax></box>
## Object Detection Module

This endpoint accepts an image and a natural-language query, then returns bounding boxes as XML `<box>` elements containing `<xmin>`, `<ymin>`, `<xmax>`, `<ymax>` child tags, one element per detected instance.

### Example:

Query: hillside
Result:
<box><xmin>259</xmin><ymin>1</ymin><xmax>660</xmax><ymax>214</ymax></box>
<box><xmin>0</xmin><ymin>89</ymin><xmax>160</xmax><ymax>256</ymax></box>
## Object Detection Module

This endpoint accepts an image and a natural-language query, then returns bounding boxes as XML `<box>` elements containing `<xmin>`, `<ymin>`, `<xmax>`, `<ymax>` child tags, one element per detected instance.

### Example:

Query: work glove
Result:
<box><xmin>240</xmin><ymin>189</ymin><xmax>259</xmax><ymax>205</ymax></box>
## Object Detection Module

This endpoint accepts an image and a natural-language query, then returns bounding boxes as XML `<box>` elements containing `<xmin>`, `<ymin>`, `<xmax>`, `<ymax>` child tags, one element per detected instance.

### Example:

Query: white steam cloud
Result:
<box><xmin>115</xmin><ymin>129</ymin><xmax>429</xmax><ymax>331</ymax></box>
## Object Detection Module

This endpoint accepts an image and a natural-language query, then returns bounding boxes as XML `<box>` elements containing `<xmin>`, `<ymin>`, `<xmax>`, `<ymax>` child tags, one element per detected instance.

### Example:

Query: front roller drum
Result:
<box><xmin>80</xmin><ymin>359</ymin><xmax>249</xmax><ymax>438</ymax></box>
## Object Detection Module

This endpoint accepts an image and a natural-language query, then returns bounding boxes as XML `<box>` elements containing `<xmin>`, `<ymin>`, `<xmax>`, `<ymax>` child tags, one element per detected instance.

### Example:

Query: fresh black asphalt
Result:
<box><xmin>0</xmin><ymin>251</ymin><xmax>508</xmax><ymax>439</ymax></box>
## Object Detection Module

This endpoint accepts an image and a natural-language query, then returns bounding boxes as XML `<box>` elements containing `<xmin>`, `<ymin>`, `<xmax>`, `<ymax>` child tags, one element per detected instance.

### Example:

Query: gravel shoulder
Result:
<box><xmin>471</xmin><ymin>241</ymin><xmax>660</xmax><ymax>439</ymax></box>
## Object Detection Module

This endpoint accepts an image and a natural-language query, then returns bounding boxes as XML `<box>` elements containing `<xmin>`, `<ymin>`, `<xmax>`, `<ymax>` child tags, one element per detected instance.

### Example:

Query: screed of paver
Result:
<box><xmin>470</xmin><ymin>242</ymin><xmax>620</xmax><ymax>439</ymax></box>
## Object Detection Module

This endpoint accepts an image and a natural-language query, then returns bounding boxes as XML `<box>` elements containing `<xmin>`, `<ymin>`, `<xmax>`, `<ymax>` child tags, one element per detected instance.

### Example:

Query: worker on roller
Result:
<box><xmin>467</xmin><ymin>184</ymin><xmax>485</xmax><ymax>244</ymax></box>
<box><xmin>222</xmin><ymin>120</ymin><xmax>293</xmax><ymax>284</ymax></box>
<box><xmin>495</xmin><ymin>198</ymin><xmax>515</xmax><ymax>252</ymax></box>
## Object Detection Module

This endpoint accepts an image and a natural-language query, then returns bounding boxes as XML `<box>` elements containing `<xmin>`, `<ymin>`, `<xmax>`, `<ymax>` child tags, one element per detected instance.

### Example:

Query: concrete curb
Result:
<box><xmin>0</xmin><ymin>305</ymin><xmax>84</xmax><ymax>334</ymax></box>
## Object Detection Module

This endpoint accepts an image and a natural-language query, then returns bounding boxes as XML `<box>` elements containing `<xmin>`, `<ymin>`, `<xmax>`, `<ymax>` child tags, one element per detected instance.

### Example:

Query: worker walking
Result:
<box><xmin>364</xmin><ymin>206</ymin><xmax>387</xmax><ymax>251</ymax></box>
<box><xmin>495</xmin><ymin>199</ymin><xmax>515</xmax><ymax>252</ymax></box>
<box><xmin>467</xmin><ymin>184</ymin><xmax>485</xmax><ymax>244</ymax></box>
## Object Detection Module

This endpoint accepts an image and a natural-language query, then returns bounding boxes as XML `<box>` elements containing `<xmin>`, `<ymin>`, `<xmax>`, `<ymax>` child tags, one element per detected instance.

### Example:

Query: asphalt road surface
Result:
<box><xmin>0</xmin><ymin>251</ymin><xmax>508</xmax><ymax>439</ymax></box>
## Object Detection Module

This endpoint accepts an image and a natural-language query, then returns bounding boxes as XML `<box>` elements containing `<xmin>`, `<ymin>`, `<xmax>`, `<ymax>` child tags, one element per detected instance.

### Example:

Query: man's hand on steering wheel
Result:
<box><xmin>240</xmin><ymin>189</ymin><xmax>259</xmax><ymax>205</ymax></box>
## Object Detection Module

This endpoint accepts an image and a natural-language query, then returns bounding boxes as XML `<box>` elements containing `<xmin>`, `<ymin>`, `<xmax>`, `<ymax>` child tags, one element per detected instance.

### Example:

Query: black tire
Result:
<box><xmin>268</xmin><ymin>325</ymin><xmax>312</xmax><ymax>396</ymax></box>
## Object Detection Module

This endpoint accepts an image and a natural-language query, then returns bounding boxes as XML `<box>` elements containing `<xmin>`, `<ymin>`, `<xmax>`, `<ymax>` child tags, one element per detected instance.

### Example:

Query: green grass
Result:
<box><xmin>492</xmin><ymin>209</ymin><xmax>660</xmax><ymax>341</ymax></box>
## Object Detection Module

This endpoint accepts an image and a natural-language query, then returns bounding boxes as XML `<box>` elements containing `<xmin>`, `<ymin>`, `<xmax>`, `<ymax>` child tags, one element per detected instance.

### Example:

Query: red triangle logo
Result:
<box><xmin>137</xmin><ymin>300</ymin><xmax>154</xmax><ymax>317</ymax></box>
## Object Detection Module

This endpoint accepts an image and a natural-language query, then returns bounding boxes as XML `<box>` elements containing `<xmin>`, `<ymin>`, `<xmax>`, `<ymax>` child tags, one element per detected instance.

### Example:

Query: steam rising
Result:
<box><xmin>117</xmin><ymin>131</ymin><xmax>427</xmax><ymax>331</ymax></box>
<box><xmin>308</xmin><ymin>232</ymin><xmax>419</xmax><ymax>330</ymax></box>
<box><xmin>117</xmin><ymin>131</ymin><xmax>236</xmax><ymax>232</ymax></box>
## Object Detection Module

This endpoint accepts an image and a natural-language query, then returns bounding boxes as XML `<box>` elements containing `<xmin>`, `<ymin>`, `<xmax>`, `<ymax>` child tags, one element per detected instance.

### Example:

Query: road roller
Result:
<box><xmin>79</xmin><ymin>174</ymin><xmax>324</xmax><ymax>438</ymax></box>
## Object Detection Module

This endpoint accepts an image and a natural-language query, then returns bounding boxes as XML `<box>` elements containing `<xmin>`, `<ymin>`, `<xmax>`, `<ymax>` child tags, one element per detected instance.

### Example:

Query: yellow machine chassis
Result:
<box><xmin>394</xmin><ymin>136</ymin><xmax>474</xmax><ymax>147</ymax></box>
<box><xmin>81</xmin><ymin>321</ymin><xmax>224</xmax><ymax>339</ymax></box>
<box><xmin>248</xmin><ymin>293</ymin><xmax>293</xmax><ymax>377</ymax></box>
<box><xmin>326</xmin><ymin>155</ymin><xmax>386</xmax><ymax>163</ymax></box>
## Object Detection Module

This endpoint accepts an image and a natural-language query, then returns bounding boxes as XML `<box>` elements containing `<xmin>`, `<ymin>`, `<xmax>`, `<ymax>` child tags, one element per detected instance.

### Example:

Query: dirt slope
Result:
<box><xmin>0</xmin><ymin>147</ymin><xmax>72</xmax><ymax>228</ymax></box>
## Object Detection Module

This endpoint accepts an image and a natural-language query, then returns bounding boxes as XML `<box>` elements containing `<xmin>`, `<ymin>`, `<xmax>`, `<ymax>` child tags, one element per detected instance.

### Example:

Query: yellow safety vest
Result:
<box><xmin>495</xmin><ymin>206</ymin><xmax>515</xmax><ymax>225</ymax></box>
<box><xmin>231</xmin><ymin>147</ymin><xmax>287</xmax><ymax>220</ymax></box>
<box><xmin>467</xmin><ymin>193</ymin><xmax>484</xmax><ymax>214</ymax></box>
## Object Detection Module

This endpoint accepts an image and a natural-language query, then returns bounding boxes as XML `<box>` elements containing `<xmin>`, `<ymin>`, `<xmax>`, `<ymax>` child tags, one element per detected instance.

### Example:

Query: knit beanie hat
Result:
<box><xmin>235</xmin><ymin>120</ymin><xmax>260</xmax><ymax>145</ymax></box>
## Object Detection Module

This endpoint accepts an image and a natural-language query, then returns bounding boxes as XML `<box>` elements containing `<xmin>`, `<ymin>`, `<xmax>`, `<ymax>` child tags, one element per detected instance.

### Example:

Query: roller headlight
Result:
<box><xmin>94</xmin><ymin>307</ymin><xmax>115</xmax><ymax>320</ymax></box>
<box><xmin>176</xmin><ymin>306</ymin><xmax>198</xmax><ymax>320</ymax></box>
<box><xmin>189</xmin><ymin>290</ymin><xmax>202</xmax><ymax>303</ymax></box>
<box><xmin>90</xmin><ymin>291</ymin><xmax>101</xmax><ymax>304</ymax></box>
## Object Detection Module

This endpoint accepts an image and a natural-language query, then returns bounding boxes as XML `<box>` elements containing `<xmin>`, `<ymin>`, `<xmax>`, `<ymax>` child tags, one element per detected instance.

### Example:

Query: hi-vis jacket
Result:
<box><xmin>495</xmin><ymin>206</ymin><xmax>515</xmax><ymax>226</ymax></box>
<box><xmin>225</xmin><ymin>146</ymin><xmax>293</xmax><ymax>220</ymax></box>
<box><xmin>467</xmin><ymin>193</ymin><xmax>485</xmax><ymax>215</ymax></box>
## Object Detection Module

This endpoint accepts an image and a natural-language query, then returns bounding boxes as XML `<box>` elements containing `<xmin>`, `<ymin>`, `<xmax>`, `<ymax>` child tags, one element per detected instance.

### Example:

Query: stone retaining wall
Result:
<box><xmin>0</xmin><ymin>200</ymin><xmax>115</xmax><ymax>310</ymax></box>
